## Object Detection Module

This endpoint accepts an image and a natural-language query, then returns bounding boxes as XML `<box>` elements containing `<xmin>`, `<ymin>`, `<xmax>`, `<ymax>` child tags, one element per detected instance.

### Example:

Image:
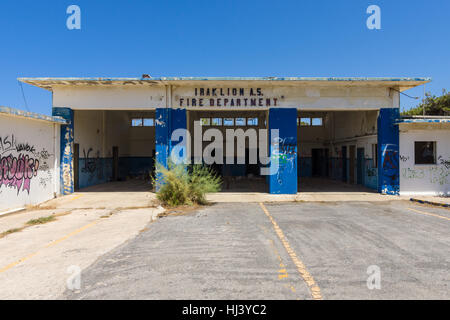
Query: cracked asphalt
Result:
<box><xmin>63</xmin><ymin>201</ymin><xmax>450</xmax><ymax>300</ymax></box>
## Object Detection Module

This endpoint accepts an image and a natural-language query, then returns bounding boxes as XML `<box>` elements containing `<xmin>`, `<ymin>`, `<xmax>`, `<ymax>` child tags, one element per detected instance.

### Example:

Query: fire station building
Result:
<box><xmin>18</xmin><ymin>76</ymin><xmax>447</xmax><ymax>197</ymax></box>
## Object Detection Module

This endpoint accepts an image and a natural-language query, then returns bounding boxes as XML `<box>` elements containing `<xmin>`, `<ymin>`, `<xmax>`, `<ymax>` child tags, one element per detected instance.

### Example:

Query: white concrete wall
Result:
<box><xmin>54</xmin><ymin>86</ymin><xmax>165</xmax><ymax>110</ymax></box>
<box><xmin>173</xmin><ymin>84</ymin><xmax>397</xmax><ymax>110</ymax></box>
<box><xmin>0</xmin><ymin>115</ymin><xmax>60</xmax><ymax>211</ymax></box>
<box><xmin>53</xmin><ymin>83</ymin><xmax>397</xmax><ymax>111</ymax></box>
<box><xmin>74</xmin><ymin>110</ymin><xmax>155</xmax><ymax>158</ymax></box>
<box><xmin>399</xmin><ymin>124</ymin><xmax>450</xmax><ymax>196</ymax></box>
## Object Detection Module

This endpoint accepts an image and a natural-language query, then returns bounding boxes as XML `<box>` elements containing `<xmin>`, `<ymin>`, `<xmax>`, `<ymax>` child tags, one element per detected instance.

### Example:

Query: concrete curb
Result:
<box><xmin>206</xmin><ymin>193</ymin><xmax>403</xmax><ymax>203</ymax></box>
<box><xmin>410</xmin><ymin>198</ymin><xmax>449</xmax><ymax>208</ymax></box>
<box><xmin>0</xmin><ymin>207</ymin><xmax>26</xmax><ymax>218</ymax></box>
<box><xmin>152</xmin><ymin>205</ymin><xmax>166</xmax><ymax>221</ymax></box>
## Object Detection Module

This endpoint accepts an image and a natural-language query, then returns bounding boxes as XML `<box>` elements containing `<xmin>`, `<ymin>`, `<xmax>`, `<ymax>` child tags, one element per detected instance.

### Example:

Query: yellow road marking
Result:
<box><xmin>45</xmin><ymin>220</ymin><xmax>99</xmax><ymax>248</ymax></box>
<box><xmin>407</xmin><ymin>208</ymin><xmax>450</xmax><ymax>221</ymax></box>
<box><xmin>259</xmin><ymin>202</ymin><xmax>323</xmax><ymax>300</ymax></box>
<box><xmin>0</xmin><ymin>219</ymin><xmax>100</xmax><ymax>274</ymax></box>
<box><xmin>0</xmin><ymin>252</ymin><xmax>39</xmax><ymax>273</ymax></box>
<box><xmin>278</xmin><ymin>268</ymin><xmax>289</xmax><ymax>280</ymax></box>
<box><xmin>67</xmin><ymin>194</ymin><xmax>83</xmax><ymax>202</ymax></box>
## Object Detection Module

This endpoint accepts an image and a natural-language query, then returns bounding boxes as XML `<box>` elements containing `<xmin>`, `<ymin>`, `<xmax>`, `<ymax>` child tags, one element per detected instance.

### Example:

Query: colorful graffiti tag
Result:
<box><xmin>0</xmin><ymin>134</ymin><xmax>54</xmax><ymax>195</ymax></box>
<box><xmin>0</xmin><ymin>154</ymin><xmax>40</xmax><ymax>194</ymax></box>
<box><xmin>271</xmin><ymin>137</ymin><xmax>296</xmax><ymax>186</ymax></box>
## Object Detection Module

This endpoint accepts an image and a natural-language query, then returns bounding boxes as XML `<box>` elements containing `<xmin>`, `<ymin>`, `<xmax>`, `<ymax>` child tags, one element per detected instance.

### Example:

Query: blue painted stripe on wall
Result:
<box><xmin>269</xmin><ymin>108</ymin><xmax>297</xmax><ymax>194</ymax></box>
<box><xmin>52</xmin><ymin>107</ymin><xmax>74</xmax><ymax>195</ymax></box>
<box><xmin>155</xmin><ymin>108</ymin><xmax>187</xmax><ymax>190</ymax></box>
<box><xmin>378</xmin><ymin>108</ymin><xmax>400</xmax><ymax>195</ymax></box>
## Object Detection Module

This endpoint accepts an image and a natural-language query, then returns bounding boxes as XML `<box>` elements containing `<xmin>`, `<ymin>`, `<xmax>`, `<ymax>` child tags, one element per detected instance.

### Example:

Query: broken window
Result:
<box><xmin>235</xmin><ymin>118</ymin><xmax>246</xmax><ymax>126</ymax></box>
<box><xmin>200</xmin><ymin>118</ymin><xmax>211</xmax><ymax>126</ymax></box>
<box><xmin>131</xmin><ymin>118</ymin><xmax>143</xmax><ymax>127</ymax></box>
<box><xmin>300</xmin><ymin>118</ymin><xmax>311</xmax><ymax>126</ymax></box>
<box><xmin>247</xmin><ymin>118</ymin><xmax>258</xmax><ymax>126</ymax></box>
<box><xmin>211</xmin><ymin>118</ymin><xmax>222</xmax><ymax>126</ymax></box>
<box><xmin>414</xmin><ymin>141</ymin><xmax>436</xmax><ymax>165</ymax></box>
<box><xmin>223</xmin><ymin>118</ymin><xmax>234</xmax><ymax>126</ymax></box>
<box><xmin>132</xmin><ymin>117</ymin><xmax>155</xmax><ymax>127</ymax></box>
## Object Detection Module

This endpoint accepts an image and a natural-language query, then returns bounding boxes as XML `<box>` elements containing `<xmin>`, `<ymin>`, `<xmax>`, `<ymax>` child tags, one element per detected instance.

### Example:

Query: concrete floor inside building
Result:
<box><xmin>78</xmin><ymin>177</ymin><xmax>375</xmax><ymax>194</ymax></box>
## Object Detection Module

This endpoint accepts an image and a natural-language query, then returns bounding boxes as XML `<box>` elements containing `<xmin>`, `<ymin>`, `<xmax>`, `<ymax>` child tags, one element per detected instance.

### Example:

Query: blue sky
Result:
<box><xmin>0</xmin><ymin>0</ymin><xmax>448</xmax><ymax>115</ymax></box>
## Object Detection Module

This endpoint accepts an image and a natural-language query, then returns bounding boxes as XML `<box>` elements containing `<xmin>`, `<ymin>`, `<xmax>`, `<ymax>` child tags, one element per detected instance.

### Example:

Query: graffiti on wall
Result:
<box><xmin>0</xmin><ymin>134</ymin><xmax>53</xmax><ymax>195</ymax></box>
<box><xmin>402</xmin><ymin>166</ymin><xmax>449</xmax><ymax>186</ymax></box>
<box><xmin>81</xmin><ymin>148</ymin><xmax>103</xmax><ymax>182</ymax></box>
<box><xmin>271</xmin><ymin>137</ymin><xmax>296</xmax><ymax>186</ymax></box>
<box><xmin>380</xmin><ymin>145</ymin><xmax>399</xmax><ymax>194</ymax></box>
<box><xmin>366</xmin><ymin>167</ymin><xmax>377</xmax><ymax>177</ymax></box>
<box><xmin>429</xmin><ymin>167</ymin><xmax>449</xmax><ymax>186</ymax></box>
<box><xmin>399</xmin><ymin>155</ymin><xmax>410</xmax><ymax>162</ymax></box>
<box><xmin>402</xmin><ymin>168</ymin><xmax>425</xmax><ymax>180</ymax></box>
<box><xmin>0</xmin><ymin>154</ymin><xmax>39</xmax><ymax>194</ymax></box>
<box><xmin>382</xmin><ymin>148</ymin><xmax>399</xmax><ymax>170</ymax></box>
<box><xmin>438</xmin><ymin>156</ymin><xmax>450</xmax><ymax>170</ymax></box>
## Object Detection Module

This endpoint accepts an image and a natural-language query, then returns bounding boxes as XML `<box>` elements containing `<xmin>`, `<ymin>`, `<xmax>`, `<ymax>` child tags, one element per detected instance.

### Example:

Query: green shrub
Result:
<box><xmin>188</xmin><ymin>165</ymin><xmax>222</xmax><ymax>205</ymax></box>
<box><xmin>153</xmin><ymin>162</ymin><xmax>221</xmax><ymax>207</ymax></box>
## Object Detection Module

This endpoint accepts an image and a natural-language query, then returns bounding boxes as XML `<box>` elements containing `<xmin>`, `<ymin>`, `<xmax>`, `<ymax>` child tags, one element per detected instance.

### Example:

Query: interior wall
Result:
<box><xmin>74</xmin><ymin>110</ymin><xmax>155</xmax><ymax>189</ymax></box>
<box><xmin>297</xmin><ymin>110</ymin><xmax>378</xmax><ymax>190</ymax></box>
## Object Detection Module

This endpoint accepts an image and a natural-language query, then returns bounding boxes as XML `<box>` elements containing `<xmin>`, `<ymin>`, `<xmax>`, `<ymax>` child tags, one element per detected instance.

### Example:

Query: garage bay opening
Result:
<box><xmin>297</xmin><ymin>110</ymin><xmax>379</xmax><ymax>193</ymax></box>
<box><xmin>187</xmin><ymin>110</ymin><xmax>269</xmax><ymax>192</ymax></box>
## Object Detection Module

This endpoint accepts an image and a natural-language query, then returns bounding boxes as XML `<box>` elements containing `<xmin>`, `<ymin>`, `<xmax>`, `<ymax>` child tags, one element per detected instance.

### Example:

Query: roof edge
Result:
<box><xmin>0</xmin><ymin>106</ymin><xmax>68</xmax><ymax>124</ymax></box>
<box><xmin>18</xmin><ymin>76</ymin><xmax>432</xmax><ymax>82</ymax></box>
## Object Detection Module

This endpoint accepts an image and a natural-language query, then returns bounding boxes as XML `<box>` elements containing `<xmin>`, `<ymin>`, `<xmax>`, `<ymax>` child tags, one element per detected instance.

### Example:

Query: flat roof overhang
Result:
<box><xmin>0</xmin><ymin>106</ymin><xmax>68</xmax><ymax>124</ymax></box>
<box><xmin>18</xmin><ymin>77</ymin><xmax>431</xmax><ymax>92</ymax></box>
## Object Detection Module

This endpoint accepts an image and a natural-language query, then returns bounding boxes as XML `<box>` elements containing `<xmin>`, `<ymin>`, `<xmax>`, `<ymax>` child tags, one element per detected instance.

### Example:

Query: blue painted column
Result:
<box><xmin>52</xmin><ymin>107</ymin><xmax>74</xmax><ymax>195</ymax></box>
<box><xmin>269</xmin><ymin>108</ymin><xmax>298</xmax><ymax>194</ymax></box>
<box><xmin>155</xmin><ymin>108</ymin><xmax>187</xmax><ymax>168</ymax></box>
<box><xmin>377</xmin><ymin>108</ymin><xmax>400</xmax><ymax>195</ymax></box>
<box><xmin>170</xmin><ymin>108</ymin><xmax>188</xmax><ymax>163</ymax></box>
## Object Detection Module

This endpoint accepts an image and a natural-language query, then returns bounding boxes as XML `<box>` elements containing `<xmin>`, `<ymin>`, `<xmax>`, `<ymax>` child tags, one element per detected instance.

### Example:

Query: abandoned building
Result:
<box><xmin>1</xmin><ymin>76</ymin><xmax>449</xmax><ymax>211</ymax></box>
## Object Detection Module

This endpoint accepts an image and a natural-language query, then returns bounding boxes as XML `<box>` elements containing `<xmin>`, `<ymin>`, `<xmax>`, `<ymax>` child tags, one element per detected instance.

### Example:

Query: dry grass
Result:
<box><xmin>26</xmin><ymin>215</ymin><xmax>56</xmax><ymax>225</ymax></box>
<box><xmin>0</xmin><ymin>228</ymin><xmax>24</xmax><ymax>239</ymax></box>
<box><xmin>0</xmin><ymin>210</ymin><xmax>73</xmax><ymax>240</ymax></box>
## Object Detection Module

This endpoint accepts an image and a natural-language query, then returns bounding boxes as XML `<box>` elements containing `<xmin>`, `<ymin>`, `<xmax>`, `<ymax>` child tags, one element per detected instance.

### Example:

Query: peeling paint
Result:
<box><xmin>52</xmin><ymin>108</ymin><xmax>74</xmax><ymax>195</ymax></box>
<box><xmin>378</xmin><ymin>108</ymin><xmax>400</xmax><ymax>195</ymax></box>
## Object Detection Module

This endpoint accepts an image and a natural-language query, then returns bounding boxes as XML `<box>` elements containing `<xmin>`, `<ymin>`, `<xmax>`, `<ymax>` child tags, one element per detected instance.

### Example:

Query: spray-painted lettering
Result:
<box><xmin>0</xmin><ymin>154</ymin><xmax>40</xmax><ymax>194</ymax></box>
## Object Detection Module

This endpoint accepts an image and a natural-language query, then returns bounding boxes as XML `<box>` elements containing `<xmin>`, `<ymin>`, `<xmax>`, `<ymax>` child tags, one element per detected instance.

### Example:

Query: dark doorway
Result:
<box><xmin>349</xmin><ymin>145</ymin><xmax>356</xmax><ymax>184</ymax></box>
<box><xmin>342</xmin><ymin>146</ymin><xmax>347</xmax><ymax>182</ymax></box>
<box><xmin>112</xmin><ymin>146</ymin><xmax>119</xmax><ymax>181</ymax></box>
<box><xmin>312</xmin><ymin>148</ymin><xmax>324</xmax><ymax>176</ymax></box>
<box><xmin>74</xmin><ymin>143</ymin><xmax>79</xmax><ymax>190</ymax></box>
<box><xmin>324</xmin><ymin>148</ymin><xmax>329</xmax><ymax>177</ymax></box>
<box><xmin>357</xmin><ymin>148</ymin><xmax>365</xmax><ymax>185</ymax></box>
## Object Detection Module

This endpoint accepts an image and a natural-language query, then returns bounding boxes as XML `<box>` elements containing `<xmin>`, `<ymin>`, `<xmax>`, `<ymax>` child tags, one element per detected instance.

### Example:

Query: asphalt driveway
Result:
<box><xmin>63</xmin><ymin>201</ymin><xmax>450</xmax><ymax>300</ymax></box>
